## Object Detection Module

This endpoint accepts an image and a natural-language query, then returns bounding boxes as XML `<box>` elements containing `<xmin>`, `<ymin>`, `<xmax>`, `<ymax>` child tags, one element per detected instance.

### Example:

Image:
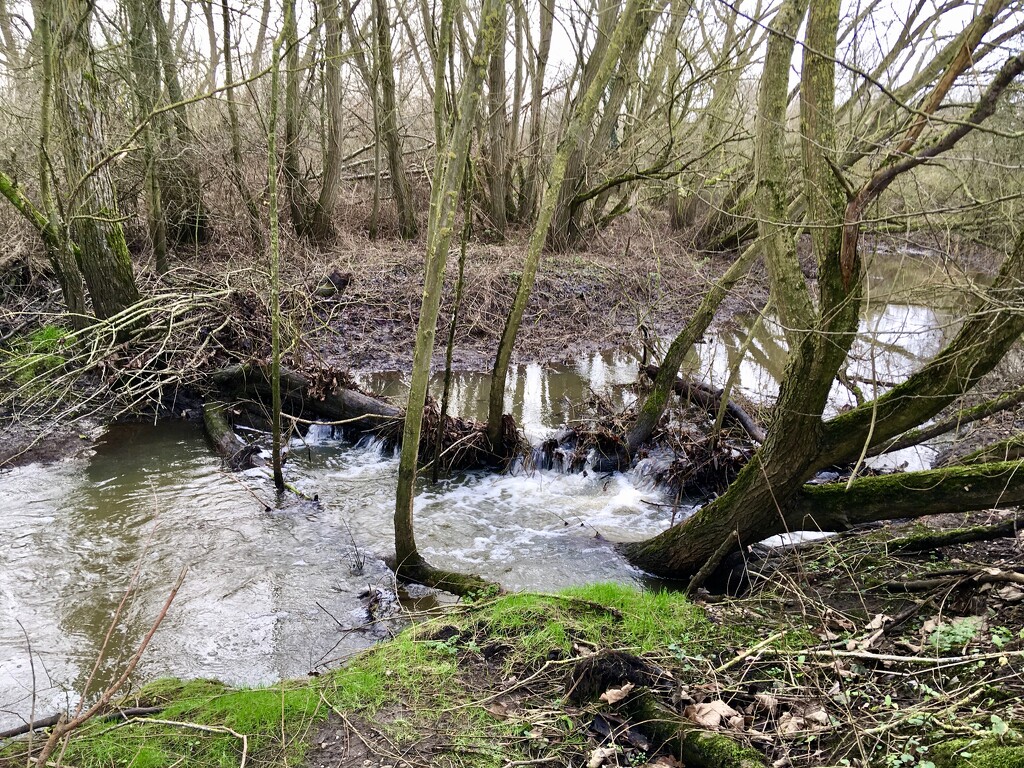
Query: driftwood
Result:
<box><xmin>202</xmin><ymin>400</ymin><xmax>261</xmax><ymax>469</ymax></box>
<box><xmin>643</xmin><ymin>365</ymin><xmax>766</xmax><ymax>444</ymax></box>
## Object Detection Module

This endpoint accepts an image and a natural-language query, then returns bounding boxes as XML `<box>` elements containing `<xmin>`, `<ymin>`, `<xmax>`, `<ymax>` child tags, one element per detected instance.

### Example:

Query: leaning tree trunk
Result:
<box><xmin>626</xmin><ymin>0</ymin><xmax>857</xmax><ymax>581</ymax></box>
<box><xmin>623</xmin><ymin>3</ymin><xmax>1024</xmax><ymax>583</ymax></box>
<box><xmin>391</xmin><ymin>0</ymin><xmax>505</xmax><ymax>594</ymax></box>
<box><xmin>49</xmin><ymin>0</ymin><xmax>139</xmax><ymax>320</ymax></box>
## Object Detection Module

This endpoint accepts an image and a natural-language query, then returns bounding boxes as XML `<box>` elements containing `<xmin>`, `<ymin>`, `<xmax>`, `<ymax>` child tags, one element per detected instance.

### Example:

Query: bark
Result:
<box><xmin>486</xmin><ymin>0</ymin><xmax>662</xmax><ymax>447</ymax></box>
<box><xmin>211</xmin><ymin>364</ymin><xmax>401</xmax><ymax>434</ymax></box>
<box><xmin>753</xmin><ymin>0</ymin><xmax>813</xmax><ymax>347</ymax></box>
<box><xmin>788</xmin><ymin>462</ymin><xmax>1024</xmax><ymax>531</ymax></box>
<box><xmin>869</xmin><ymin>384</ymin><xmax>1024</xmax><ymax>458</ymax></box>
<box><xmin>149</xmin><ymin>0</ymin><xmax>210</xmax><ymax>244</ymax></box>
<box><xmin>889</xmin><ymin>518</ymin><xmax>1021</xmax><ymax>553</ymax></box>
<box><xmin>27</xmin><ymin>0</ymin><xmax>87</xmax><ymax>324</ymax></box>
<box><xmin>202</xmin><ymin>401</ymin><xmax>259</xmax><ymax>469</ymax></box>
<box><xmin>304</xmin><ymin>0</ymin><xmax>345</xmax><ymax>242</ymax></box>
<box><xmin>269</xmin><ymin>29</ymin><xmax>285</xmax><ymax>492</ymax></box>
<box><xmin>953</xmin><ymin>434</ymin><xmax>1024</xmax><ymax>467</ymax></box>
<box><xmin>518</xmin><ymin>0</ymin><xmax>552</xmax><ymax>221</ymax></box>
<box><xmin>373</xmin><ymin>0</ymin><xmax>418</xmax><ymax>238</ymax></box>
<box><xmin>625</xmin><ymin>0</ymin><xmax>858</xmax><ymax>581</ymax></box>
<box><xmin>282</xmin><ymin>0</ymin><xmax>316</xmax><ymax>236</ymax></box>
<box><xmin>220</xmin><ymin>0</ymin><xmax>264</xmax><ymax>249</ymax></box>
<box><xmin>126</xmin><ymin>0</ymin><xmax>168</xmax><ymax>274</ymax></box>
<box><xmin>49</xmin><ymin>0</ymin><xmax>140</xmax><ymax>321</ymax></box>
<box><xmin>821</xmin><ymin>228</ymin><xmax>1024</xmax><ymax>467</ymax></box>
<box><xmin>394</xmin><ymin>0</ymin><xmax>505</xmax><ymax>579</ymax></box>
<box><xmin>484</xmin><ymin>0</ymin><xmax>509</xmax><ymax>237</ymax></box>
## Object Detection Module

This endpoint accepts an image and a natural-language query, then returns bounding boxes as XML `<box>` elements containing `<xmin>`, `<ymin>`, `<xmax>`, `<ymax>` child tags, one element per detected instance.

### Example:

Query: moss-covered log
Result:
<box><xmin>617</xmin><ymin>689</ymin><xmax>767</xmax><ymax>768</ymax></box>
<box><xmin>788</xmin><ymin>461</ymin><xmax>1024</xmax><ymax>530</ymax></box>
<box><xmin>202</xmin><ymin>400</ymin><xmax>260</xmax><ymax>470</ymax></box>
<box><xmin>889</xmin><ymin>517</ymin><xmax>1021</xmax><ymax>553</ymax></box>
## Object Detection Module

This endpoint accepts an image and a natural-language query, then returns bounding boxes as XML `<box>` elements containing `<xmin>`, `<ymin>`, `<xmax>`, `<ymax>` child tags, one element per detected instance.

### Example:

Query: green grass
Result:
<box><xmin>0</xmin><ymin>585</ymin><xmax>730</xmax><ymax>768</ymax></box>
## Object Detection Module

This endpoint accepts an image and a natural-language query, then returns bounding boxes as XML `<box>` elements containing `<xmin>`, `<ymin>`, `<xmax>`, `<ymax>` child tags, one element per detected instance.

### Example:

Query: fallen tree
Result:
<box><xmin>620</xmin><ymin>0</ymin><xmax>1024</xmax><ymax>583</ymax></box>
<box><xmin>209</xmin><ymin>362</ymin><xmax>511</xmax><ymax>473</ymax></box>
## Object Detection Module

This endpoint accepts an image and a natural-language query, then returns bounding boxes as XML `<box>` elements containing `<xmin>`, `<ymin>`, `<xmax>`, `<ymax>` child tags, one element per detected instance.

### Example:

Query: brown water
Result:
<box><xmin>0</xmin><ymin>253</ymin><xmax>972</xmax><ymax>729</ymax></box>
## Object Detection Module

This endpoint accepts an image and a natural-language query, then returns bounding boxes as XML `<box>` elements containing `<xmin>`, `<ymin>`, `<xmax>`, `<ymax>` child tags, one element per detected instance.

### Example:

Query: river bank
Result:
<box><xmin>2</xmin><ymin>542</ymin><xmax>1022</xmax><ymax>768</ymax></box>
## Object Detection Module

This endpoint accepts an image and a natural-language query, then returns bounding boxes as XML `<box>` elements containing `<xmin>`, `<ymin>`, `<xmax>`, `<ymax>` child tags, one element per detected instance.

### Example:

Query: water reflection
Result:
<box><xmin>0</xmin><ymin>253</ymin><xmax>976</xmax><ymax>729</ymax></box>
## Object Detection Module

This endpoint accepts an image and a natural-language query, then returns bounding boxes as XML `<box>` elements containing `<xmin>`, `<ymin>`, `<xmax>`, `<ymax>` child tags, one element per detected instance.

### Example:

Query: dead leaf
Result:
<box><xmin>587</xmin><ymin>746</ymin><xmax>618</xmax><ymax>768</ymax></box>
<box><xmin>600</xmin><ymin>681</ymin><xmax>635</xmax><ymax>705</ymax></box>
<box><xmin>997</xmin><ymin>585</ymin><xmax>1024</xmax><ymax>603</ymax></box>
<box><xmin>484</xmin><ymin>702</ymin><xmax>509</xmax><ymax>720</ymax></box>
<box><xmin>865</xmin><ymin>614</ymin><xmax>891</xmax><ymax>631</ymax></box>
<box><xmin>754</xmin><ymin>693</ymin><xmax>779</xmax><ymax>715</ymax></box>
<box><xmin>804</xmin><ymin>708</ymin><xmax>830</xmax><ymax>727</ymax></box>
<box><xmin>778</xmin><ymin>712</ymin><xmax>805</xmax><ymax>734</ymax></box>
<box><xmin>683</xmin><ymin>700</ymin><xmax>741</xmax><ymax>729</ymax></box>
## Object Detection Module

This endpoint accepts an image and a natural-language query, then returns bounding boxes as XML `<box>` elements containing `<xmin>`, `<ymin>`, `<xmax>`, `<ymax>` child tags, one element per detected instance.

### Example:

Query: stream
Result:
<box><xmin>0</xmin><ymin>253</ymin><xmax>973</xmax><ymax>729</ymax></box>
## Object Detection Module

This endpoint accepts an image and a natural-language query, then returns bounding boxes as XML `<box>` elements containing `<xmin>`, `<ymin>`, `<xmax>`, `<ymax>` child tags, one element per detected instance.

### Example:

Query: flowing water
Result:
<box><xmin>0</xmin><ymin>253</ymin><xmax>974</xmax><ymax>729</ymax></box>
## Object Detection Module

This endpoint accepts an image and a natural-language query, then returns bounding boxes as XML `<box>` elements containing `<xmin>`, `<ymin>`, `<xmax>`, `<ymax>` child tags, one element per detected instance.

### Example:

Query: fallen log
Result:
<box><xmin>643</xmin><ymin>365</ymin><xmax>766</xmax><ymax>444</ymax></box>
<box><xmin>202</xmin><ymin>400</ymin><xmax>261</xmax><ymax>470</ymax></box>
<box><xmin>0</xmin><ymin>707</ymin><xmax>164</xmax><ymax>740</ymax></box>
<box><xmin>210</xmin><ymin>363</ymin><xmax>518</xmax><ymax>471</ymax></box>
<box><xmin>889</xmin><ymin>517</ymin><xmax>1021</xmax><ymax>553</ymax></box>
<box><xmin>211</xmin><ymin>363</ymin><xmax>401</xmax><ymax>436</ymax></box>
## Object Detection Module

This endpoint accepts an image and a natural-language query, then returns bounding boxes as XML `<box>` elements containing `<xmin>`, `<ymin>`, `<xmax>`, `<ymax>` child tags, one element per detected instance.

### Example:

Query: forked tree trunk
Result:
<box><xmin>623</xmin><ymin>3</ymin><xmax>1024</xmax><ymax>582</ymax></box>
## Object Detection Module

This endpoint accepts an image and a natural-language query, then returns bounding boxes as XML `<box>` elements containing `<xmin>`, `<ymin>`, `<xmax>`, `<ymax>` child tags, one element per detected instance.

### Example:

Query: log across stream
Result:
<box><xmin>0</xmin><ymin>287</ymin><xmax>962</xmax><ymax>730</ymax></box>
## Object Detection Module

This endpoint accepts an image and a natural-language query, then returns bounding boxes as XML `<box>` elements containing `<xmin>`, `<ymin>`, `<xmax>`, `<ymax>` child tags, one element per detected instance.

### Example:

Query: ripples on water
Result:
<box><xmin>0</xmin><ymin>260</ymin><xmax>967</xmax><ymax>727</ymax></box>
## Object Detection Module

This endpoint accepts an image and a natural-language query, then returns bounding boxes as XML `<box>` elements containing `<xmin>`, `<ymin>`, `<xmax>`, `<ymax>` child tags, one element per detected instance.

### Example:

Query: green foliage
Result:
<box><xmin>53</xmin><ymin>681</ymin><xmax>323</xmax><ymax>768</ymax></box>
<box><xmin>1</xmin><ymin>325</ymin><xmax>67</xmax><ymax>387</ymax></box>
<box><xmin>928</xmin><ymin>617</ymin><xmax>983</xmax><ymax>654</ymax></box>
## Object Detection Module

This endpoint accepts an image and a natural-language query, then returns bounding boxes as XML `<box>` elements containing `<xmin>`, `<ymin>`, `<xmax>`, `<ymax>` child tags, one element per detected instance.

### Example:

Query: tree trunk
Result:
<box><xmin>220</xmin><ymin>0</ymin><xmax>264</xmax><ymax>249</ymax></box>
<box><xmin>484</xmin><ymin>0</ymin><xmax>508</xmax><ymax>237</ymax></box>
<box><xmin>49</xmin><ymin>0</ymin><xmax>140</xmax><ymax>321</ymax></box>
<box><xmin>373</xmin><ymin>0</ymin><xmax>418</xmax><ymax>239</ymax></box>
<box><xmin>282</xmin><ymin>0</ymin><xmax>316</xmax><ymax>236</ymax></box>
<box><xmin>622</xmin><ymin>1</ymin><xmax>1024</xmax><ymax>582</ymax></box>
<box><xmin>393</xmin><ymin>0</ymin><xmax>505</xmax><ymax>584</ymax></box>
<box><xmin>149</xmin><ymin>0</ymin><xmax>210</xmax><ymax>245</ymax></box>
<box><xmin>304</xmin><ymin>0</ymin><xmax>345</xmax><ymax>242</ymax></box>
<box><xmin>486</xmin><ymin>0</ymin><xmax>663</xmax><ymax>447</ymax></box>
<box><xmin>126</xmin><ymin>0</ymin><xmax>168</xmax><ymax>274</ymax></box>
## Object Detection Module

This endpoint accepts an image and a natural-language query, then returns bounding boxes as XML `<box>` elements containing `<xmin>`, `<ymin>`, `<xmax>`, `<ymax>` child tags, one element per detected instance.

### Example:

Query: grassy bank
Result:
<box><xmin>2</xmin><ymin>570</ymin><xmax>1023</xmax><ymax>768</ymax></box>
